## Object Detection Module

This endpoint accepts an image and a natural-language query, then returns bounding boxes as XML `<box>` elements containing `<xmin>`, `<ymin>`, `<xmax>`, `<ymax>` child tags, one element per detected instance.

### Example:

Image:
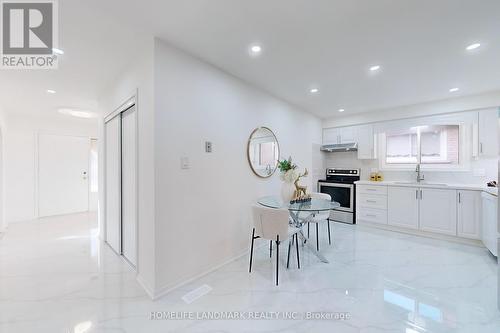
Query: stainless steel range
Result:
<box><xmin>317</xmin><ymin>168</ymin><xmax>360</xmax><ymax>224</ymax></box>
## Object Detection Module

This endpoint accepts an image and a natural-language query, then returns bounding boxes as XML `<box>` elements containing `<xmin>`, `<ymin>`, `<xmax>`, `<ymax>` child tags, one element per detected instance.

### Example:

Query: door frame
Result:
<box><xmin>103</xmin><ymin>92</ymin><xmax>139</xmax><ymax>271</ymax></box>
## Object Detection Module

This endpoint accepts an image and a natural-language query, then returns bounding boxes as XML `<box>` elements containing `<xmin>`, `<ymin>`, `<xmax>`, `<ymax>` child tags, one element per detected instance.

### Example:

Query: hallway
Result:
<box><xmin>0</xmin><ymin>213</ymin><xmax>148</xmax><ymax>332</ymax></box>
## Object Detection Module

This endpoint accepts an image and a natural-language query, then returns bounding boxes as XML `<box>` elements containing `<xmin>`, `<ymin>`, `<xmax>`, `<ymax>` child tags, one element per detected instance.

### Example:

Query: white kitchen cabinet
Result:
<box><xmin>323</xmin><ymin>128</ymin><xmax>340</xmax><ymax>144</ymax></box>
<box><xmin>356</xmin><ymin>184</ymin><xmax>387</xmax><ymax>225</ymax></box>
<box><xmin>339</xmin><ymin>126</ymin><xmax>357</xmax><ymax>143</ymax></box>
<box><xmin>388</xmin><ymin>186</ymin><xmax>419</xmax><ymax>230</ymax></box>
<box><xmin>457</xmin><ymin>190</ymin><xmax>481</xmax><ymax>239</ymax></box>
<box><xmin>357</xmin><ymin>124</ymin><xmax>377</xmax><ymax>159</ymax></box>
<box><xmin>481</xmin><ymin>192</ymin><xmax>498</xmax><ymax>256</ymax></box>
<box><xmin>322</xmin><ymin>126</ymin><xmax>358</xmax><ymax>144</ymax></box>
<box><xmin>477</xmin><ymin>109</ymin><xmax>498</xmax><ymax>157</ymax></box>
<box><xmin>419</xmin><ymin>188</ymin><xmax>457</xmax><ymax>236</ymax></box>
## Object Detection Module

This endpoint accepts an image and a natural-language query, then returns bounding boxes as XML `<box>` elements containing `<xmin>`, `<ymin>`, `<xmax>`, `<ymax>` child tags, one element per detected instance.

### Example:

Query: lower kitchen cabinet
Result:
<box><xmin>481</xmin><ymin>192</ymin><xmax>498</xmax><ymax>256</ymax></box>
<box><xmin>357</xmin><ymin>182</ymin><xmax>486</xmax><ymax>243</ymax></box>
<box><xmin>457</xmin><ymin>190</ymin><xmax>481</xmax><ymax>239</ymax></box>
<box><xmin>419</xmin><ymin>188</ymin><xmax>457</xmax><ymax>236</ymax></box>
<box><xmin>388</xmin><ymin>186</ymin><xmax>419</xmax><ymax>229</ymax></box>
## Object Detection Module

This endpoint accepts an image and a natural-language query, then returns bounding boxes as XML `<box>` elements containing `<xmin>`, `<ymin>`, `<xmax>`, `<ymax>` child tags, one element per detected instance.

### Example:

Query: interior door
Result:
<box><xmin>121</xmin><ymin>106</ymin><xmax>137</xmax><ymax>266</ymax></box>
<box><xmin>105</xmin><ymin>116</ymin><xmax>121</xmax><ymax>254</ymax></box>
<box><xmin>38</xmin><ymin>134</ymin><xmax>90</xmax><ymax>217</ymax></box>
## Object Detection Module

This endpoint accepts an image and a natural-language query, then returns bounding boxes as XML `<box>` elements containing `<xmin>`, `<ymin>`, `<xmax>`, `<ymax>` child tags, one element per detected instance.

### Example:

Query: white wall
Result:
<box><xmin>3</xmin><ymin>113</ymin><xmax>98</xmax><ymax>225</ymax></box>
<box><xmin>98</xmin><ymin>36</ymin><xmax>157</xmax><ymax>296</ymax></box>
<box><xmin>153</xmin><ymin>39</ymin><xmax>322</xmax><ymax>295</ymax></box>
<box><xmin>325</xmin><ymin>152</ymin><xmax>497</xmax><ymax>184</ymax></box>
<box><xmin>0</xmin><ymin>108</ymin><xmax>5</xmax><ymax>231</ymax></box>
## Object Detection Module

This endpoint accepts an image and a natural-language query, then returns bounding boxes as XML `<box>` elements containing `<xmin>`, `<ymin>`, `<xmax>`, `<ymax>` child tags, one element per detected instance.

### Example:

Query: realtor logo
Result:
<box><xmin>1</xmin><ymin>0</ymin><xmax>58</xmax><ymax>69</ymax></box>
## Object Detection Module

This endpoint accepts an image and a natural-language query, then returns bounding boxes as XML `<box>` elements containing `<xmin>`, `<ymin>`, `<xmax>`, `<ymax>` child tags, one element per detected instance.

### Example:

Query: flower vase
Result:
<box><xmin>281</xmin><ymin>182</ymin><xmax>296</xmax><ymax>203</ymax></box>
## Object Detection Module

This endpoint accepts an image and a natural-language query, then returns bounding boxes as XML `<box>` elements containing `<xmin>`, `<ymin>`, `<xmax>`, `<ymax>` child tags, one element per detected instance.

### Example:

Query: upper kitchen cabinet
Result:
<box><xmin>323</xmin><ymin>126</ymin><xmax>357</xmax><ymax>144</ymax></box>
<box><xmin>474</xmin><ymin>108</ymin><xmax>498</xmax><ymax>158</ymax></box>
<box><xmin>357</xmin><ymin>124</ymin><xmax>377</xmax><ymax>159</ymax></box>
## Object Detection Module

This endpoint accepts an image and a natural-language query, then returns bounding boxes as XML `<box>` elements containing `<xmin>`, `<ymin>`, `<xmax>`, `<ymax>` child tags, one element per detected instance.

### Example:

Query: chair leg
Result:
<box><xmin>327</xmin><ymin>219</ymin><xmax>331</xmax><ymax>245</ymax></box>
<box><xmin>276</xmin><ymin>235</ymin><xmax>280</xmax><ymax>286</ymax></box>
<box><xmin>295</xmin><ymin>234</ymin><xmax>300</xmax><ymax>269</ymax></box>
<box><xmin>287</xmin><ymin>238</ymin><xmax>292</xmax><ymax>269</ymax></box>
<box><xmin>316</xmin><ymin>223</ymin><xmax>319</xmax><ymax>251</ymax></box>
<box><xmin>269</xmin><ymin>240</ymin><xmax>272</xmax><ymax>258</ymax></box>
<box><xmin>249</xmin><ymin>228</ymin><xmax>255</xmax><ymax>273</ymax></box>
<box><xmin>307</xmin><ymin>222</ymin><xmax>310</xmax><ymax>238</ymax></box>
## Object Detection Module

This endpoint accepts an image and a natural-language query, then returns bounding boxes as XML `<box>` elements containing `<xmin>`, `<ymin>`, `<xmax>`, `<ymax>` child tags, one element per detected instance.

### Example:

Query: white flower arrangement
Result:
<box><xmin>280</xmin><ymin>169</ymin><xmax>298</xmax><ymax>183</ymax></box>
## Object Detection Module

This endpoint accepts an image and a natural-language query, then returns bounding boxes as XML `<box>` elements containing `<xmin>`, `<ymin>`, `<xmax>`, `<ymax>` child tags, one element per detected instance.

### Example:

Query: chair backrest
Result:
<box><xmin>251</xmin><ymin>205</ymin><xmax>290</xmax><ymax>241</ymax></box>
<box><xmin>311</xmin><ymin>192</ymin><xmax>332</xmax><ymax>201</ymax></box>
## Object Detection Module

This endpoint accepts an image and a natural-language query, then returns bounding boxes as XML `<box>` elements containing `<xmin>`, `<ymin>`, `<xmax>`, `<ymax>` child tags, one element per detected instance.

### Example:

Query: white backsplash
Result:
<box><xmin>324</xmin><ymin>151</ymin><xmax>498</xmax><ymax>186</ymax></box>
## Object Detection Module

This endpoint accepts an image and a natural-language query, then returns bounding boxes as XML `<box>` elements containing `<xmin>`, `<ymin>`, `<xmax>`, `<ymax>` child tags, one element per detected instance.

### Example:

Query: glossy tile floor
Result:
<box><xmin>0</xmin><ymin>213</ymin><xmax>499</xmax><ymax>332</ymax></box>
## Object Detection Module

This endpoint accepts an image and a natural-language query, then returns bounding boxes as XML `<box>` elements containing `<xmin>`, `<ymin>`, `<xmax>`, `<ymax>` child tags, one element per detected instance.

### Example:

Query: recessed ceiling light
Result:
<box><xmin>369</xmin><ymin>65</ymin><xmax>381</xmax><ymax>71</ymax></box>
<box><xmin>338</xmin><ymin>109</ymin><xmax>345</xmax><ymax>112</ymax></box>
<box><xmin>310</xmin><ymin>88</ymin><xmax>319</xmax><ymax>94</ymax></box>
<box><xmin>58</xmin><ymin>108</ymin><xmax>95</xmax><ymax>119</ymax></box>
<box><xmin>449</xmin><ymin>87</ymin><xmax>459</xmax><ymax>92</ymax></box>
<box><xmin>46</xmin><ymin>89</ymin><xmax>56</xmax><ymax>94</ymax></box>
<box><xmin>248</xmin><ymin>44</ymin><xmax>262</xmax><ymax>56</ymax></box>
<box><xmin>52</xmin><ymin>48</ymin><xmax>64</xmax><ymax>55</ymax></box>
<box><xmin>466</xmin><ymin>43</ymin><xmax>480</xmax><ymax>51</ymax></box>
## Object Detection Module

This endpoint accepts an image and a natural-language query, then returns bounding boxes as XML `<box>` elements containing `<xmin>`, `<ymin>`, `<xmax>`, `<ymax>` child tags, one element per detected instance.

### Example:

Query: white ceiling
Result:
<box><xmin>0</xmin><ymin>0</ymin><xmax>147</xmax><ymax>117</ymax></box>
<box><xmin>1</xmin><ymin>0</ymin><xmax>500</xmax><ymax>120</ymax></box>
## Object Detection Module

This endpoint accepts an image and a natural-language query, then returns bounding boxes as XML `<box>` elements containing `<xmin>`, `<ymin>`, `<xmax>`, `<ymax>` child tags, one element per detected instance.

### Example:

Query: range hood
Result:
<box><xmin>320</xmin><ymin>142</ymin><xmax>358</xmax><ymax>152</ymax></box>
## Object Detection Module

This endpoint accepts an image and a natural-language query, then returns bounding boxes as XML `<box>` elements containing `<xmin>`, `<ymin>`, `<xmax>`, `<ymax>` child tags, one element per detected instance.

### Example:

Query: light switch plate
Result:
<box><xmin>181</xmin><ymin>157</ymin><xmax>190</xmax><ymax>169</ymax></box>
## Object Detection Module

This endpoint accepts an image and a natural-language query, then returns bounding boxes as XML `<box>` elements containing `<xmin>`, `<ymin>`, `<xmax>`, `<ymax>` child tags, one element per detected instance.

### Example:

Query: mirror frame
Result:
<box><xmin>247</xmin><ymin>126</ymin><xmax>280</xmax><ymax>178</ymax></box>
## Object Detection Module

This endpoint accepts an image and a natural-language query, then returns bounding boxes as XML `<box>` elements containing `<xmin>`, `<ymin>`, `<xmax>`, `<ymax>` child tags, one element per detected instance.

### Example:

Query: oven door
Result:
<box><xmin>318</xmin><ymin>182</ymin><xmax>354</xmax><ymax>212</ymax></box>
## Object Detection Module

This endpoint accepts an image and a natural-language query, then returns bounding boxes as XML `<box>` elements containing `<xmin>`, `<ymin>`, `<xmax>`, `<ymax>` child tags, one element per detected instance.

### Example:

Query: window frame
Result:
<box><xmin>379</xmin><ymin>123</ymin><xmax>470</xmax><ymax>172</ymax></box>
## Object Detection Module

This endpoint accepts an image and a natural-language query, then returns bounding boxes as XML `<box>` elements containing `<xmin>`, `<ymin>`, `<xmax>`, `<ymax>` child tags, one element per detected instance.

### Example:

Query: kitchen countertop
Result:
<box><xmin>355</xmin><ymin>180</ymin><xmax>498</xmax><ymax>196</ymax></box>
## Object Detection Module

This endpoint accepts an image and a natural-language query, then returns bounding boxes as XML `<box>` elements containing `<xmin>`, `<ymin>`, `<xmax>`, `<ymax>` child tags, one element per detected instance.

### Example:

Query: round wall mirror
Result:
<box><xmin>247</xmin><ymin>127</ymin><xmax>280</xmax><ymax>178</ymax></box>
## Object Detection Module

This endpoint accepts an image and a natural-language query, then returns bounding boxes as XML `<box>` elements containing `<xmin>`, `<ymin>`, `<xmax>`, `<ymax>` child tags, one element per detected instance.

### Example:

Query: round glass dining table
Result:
<box><xmin>257</xmin><ymin>195</ymin><xmax>340</xmax><ymax>212</ymax></box>
<box><xmin>257</xmin><ymin>196</ymin><xmax>340</xmax><ymax>263</ymax></box>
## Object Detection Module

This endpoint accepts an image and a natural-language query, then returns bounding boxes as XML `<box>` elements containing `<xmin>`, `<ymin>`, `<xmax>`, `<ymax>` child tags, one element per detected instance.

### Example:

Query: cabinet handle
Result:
<box><xmin>420</xmin><ymin>189</ymin><xmax>423</xmax><ymax>200</ymax></box>
<box><xmin>480</xmin><ymin>143</ymin><xmax>483</xmax><ymax>154</ymax></box>
<box><xmin>366</xmin><ymin>188</ymin><xmax>376</xmax><ymax>191</ymax></box>
<box><xmin>416</xmin><ymin>189</ymin><xmax>418</xmax><ymax>200</ymax></box>
<box><xmin>366</xmin><ymin>200</ymin><xmax>377</xmax><ymax>203</ymax></box>
<box><xmin>366</xmin><ymin>214</ymin><xmax>377</xmax><ymax>217</ymax></box>
<box><xmin>458</xmin><ymin>192</ymin><xmax>461</xmax><ymax>203</ymax></box>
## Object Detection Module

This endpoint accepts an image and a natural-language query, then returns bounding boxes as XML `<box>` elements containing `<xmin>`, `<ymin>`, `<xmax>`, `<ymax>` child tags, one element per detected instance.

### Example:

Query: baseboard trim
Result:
<box><xmin>136</xmin><ymin>274</ymin><xmax>155</xmax><ymax>299</ymax></box>
<box><xmin>152</xmin><ymin>247</ymin><xmax>255</xmax><ymax>301</ymax></box>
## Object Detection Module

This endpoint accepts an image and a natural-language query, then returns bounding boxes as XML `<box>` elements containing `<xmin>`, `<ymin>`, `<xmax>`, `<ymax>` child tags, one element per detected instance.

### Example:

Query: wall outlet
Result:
<box><xmin>205</xmin><ymin>141</ymin><xmax>212</xmax><ymax>153</ymax></box>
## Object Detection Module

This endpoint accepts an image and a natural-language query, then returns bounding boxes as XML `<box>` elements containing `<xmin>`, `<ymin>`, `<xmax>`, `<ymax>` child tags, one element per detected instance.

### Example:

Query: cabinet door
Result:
<box><xmin>323</xmin><ymin>128</ymin><xmax>340</xmax><ymax>144</ymax></box>
<box><xmin>339</xmin><ymin>126</ymin><xmax>357</xmax><ymax>143</ymax></box>
<box><xmin>357</xmin><ymin>124</ymin><xmax>376</xmax><ymax>159</ymax></box>
<box><xmin>420</xmin><ymin>188</ymin><xmax>457</xmax><ymax>236</ymax></box>
<box><xmin>478</xmin><ymin>109</ymin><xmax>498</xmax><ymax>157</ymax></box>
<box><xmin>457</xmin><ymin>190</ymin><xmax>480</xmax><ymax>239</ymax></box>
<box><xmin>481</xmin><ymin>192</ymin><xmax>498</xmax><ymax>256</ymax></box>
<box><xmin>388</xmin><ymin>186</ymin><xmax>419</xmax><ymax>229</ymax></box>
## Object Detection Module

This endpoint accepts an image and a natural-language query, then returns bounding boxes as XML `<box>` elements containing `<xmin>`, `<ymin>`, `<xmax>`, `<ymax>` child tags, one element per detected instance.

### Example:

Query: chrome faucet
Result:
<box><xmin>415</xmin><ymin>164</ymin><xmax>425</xmax><ymax>183</ymax></box>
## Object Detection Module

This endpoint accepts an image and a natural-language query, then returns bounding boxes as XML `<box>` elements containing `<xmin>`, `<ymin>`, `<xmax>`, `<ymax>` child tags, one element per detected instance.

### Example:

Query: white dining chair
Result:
<box><xmin>249</xmin><ymin>205</ymin><xmax>301</xmax><ymax>285</ymax></box>
<box><xmin>304</xmin><ymin>192</ymin><xmax>332</xmax><ymax>251</ymax></box>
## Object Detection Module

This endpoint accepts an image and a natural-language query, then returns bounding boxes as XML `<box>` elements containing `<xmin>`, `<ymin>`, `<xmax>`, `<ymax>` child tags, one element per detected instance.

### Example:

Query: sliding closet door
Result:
<box><xmin>105</xmin><ymin>115</ymin><xmax>121</xmax><ymax>254</ymax></box>
<box><xmin>121</xmin><ymin>106</ymin><xmax>137</xmax><ymax>266</ymax></box>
